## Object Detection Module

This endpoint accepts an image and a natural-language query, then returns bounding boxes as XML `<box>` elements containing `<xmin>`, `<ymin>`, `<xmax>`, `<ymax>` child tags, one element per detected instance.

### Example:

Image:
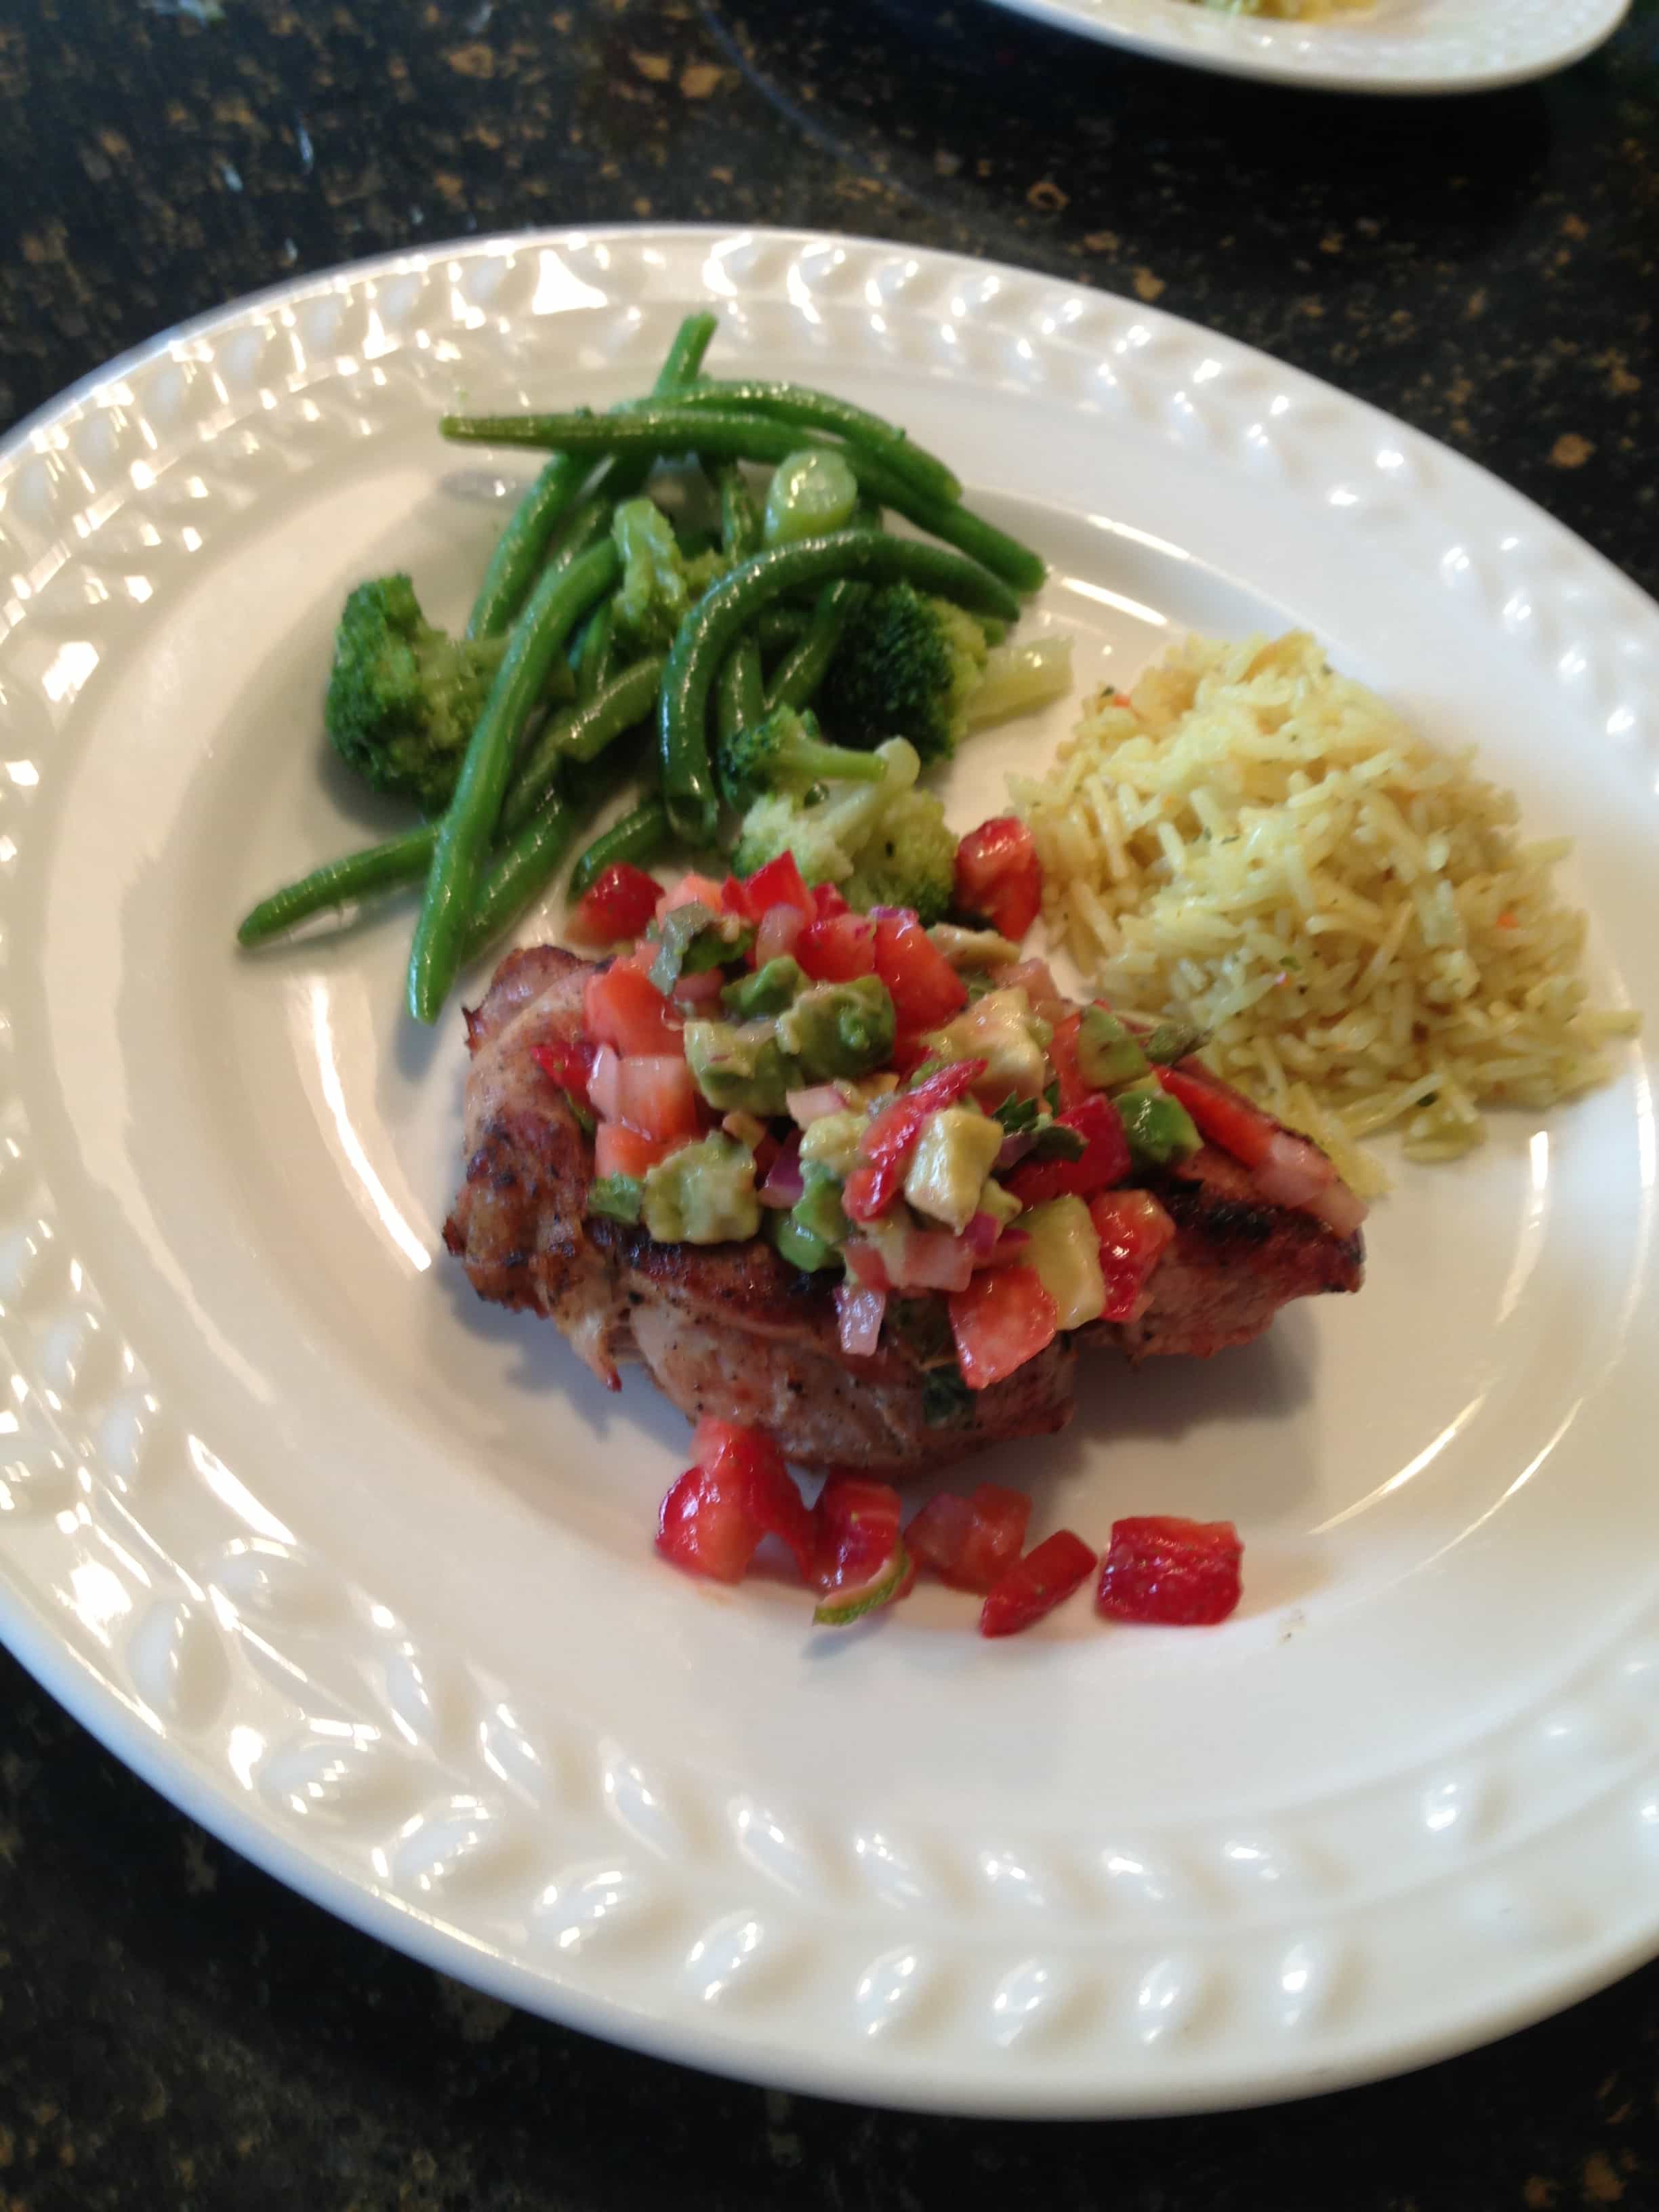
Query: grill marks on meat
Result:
<box><xmin>445</xmin><ymin>946</ymin><xmax>1361</xmax><ymax>1473</ymax></box>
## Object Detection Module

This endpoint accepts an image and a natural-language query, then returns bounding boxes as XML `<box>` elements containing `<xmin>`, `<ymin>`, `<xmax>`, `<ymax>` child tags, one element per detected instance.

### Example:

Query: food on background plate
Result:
<box><xmin>1187</xmin><ymin>0</ymin><xmax>1366</xmax><ymax>16</ymax></box>
<box><xmin>1015</xmin><ymin>632</ymin><xmax>1641</xmax><ymax>1195</ymax></box>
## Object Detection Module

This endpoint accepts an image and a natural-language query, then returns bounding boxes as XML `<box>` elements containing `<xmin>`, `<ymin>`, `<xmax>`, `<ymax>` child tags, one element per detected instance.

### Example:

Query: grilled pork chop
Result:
<box><xmin>445</xmin><ymin>945</ymin><xmax>1363</xmax><ymax>1473</ymax></box>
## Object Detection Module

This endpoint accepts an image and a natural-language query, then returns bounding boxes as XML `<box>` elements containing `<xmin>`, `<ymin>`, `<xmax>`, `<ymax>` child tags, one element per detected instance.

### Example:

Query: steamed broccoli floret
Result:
<box><xmin>612</xmin><ymin>498</ymin><xmax>692</xmax><ymax>653</ymax></box>
<box><xmin>731</xmin><ymin>737</ymin><xmax>921</xmax><ymax>883</ymax></box>
<box><xmin>324</xmin><ymin>573</ymin><xmax>506</xmax><ymax>813</ymax></box>
<box><xmin>819</xmin><ymin>583</ymin><xmax>989</xmax><ymax>765</ymax></box>
<box><xmin>842</xmin><ymin>787</ymin><xmax>958</xmax><ymax>926</ymax></box>
<box><xmin>715</xmin><ymin>702</ymin><xmax>887</xmax><ymax>811</ymax></box>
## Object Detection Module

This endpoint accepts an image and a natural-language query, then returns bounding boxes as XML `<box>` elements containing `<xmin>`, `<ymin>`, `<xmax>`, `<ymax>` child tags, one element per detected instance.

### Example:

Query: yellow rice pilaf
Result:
<box><xmin>1010</xmin><ymin>632</ymin><xmax>1640</xmax><ymax>1195</ymax></box>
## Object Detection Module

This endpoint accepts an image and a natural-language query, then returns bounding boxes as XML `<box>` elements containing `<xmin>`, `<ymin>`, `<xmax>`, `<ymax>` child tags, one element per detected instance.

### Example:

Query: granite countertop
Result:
<box><xmin>3</xmin><ymin>0</ymin><xmax>1658</xmax><ymax>2200</ymax></box>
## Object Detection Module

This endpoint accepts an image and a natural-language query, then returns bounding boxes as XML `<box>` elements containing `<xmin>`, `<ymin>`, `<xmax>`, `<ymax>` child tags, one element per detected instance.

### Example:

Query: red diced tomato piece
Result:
<box><xmin>1088</xmin><ymin>1189</ymin><xmax>1176</xmax><ymax>1322</ymax></box>
<box><xmin>567</xmin><ymin>862</ymin><xmax>662</xmax><ymax>949</ymax></box>
<box><xmin>796</xmin><ymin>912</ymin><xmax>877</xmax><ymax>982</ymax></box>
<box><xmin>948</xmin><ymin>1265</ymin><xmax>1059</xmax><ymax>1390</ymax></box>
<box><xmin>657</xmin><ymin>1422</ymin><xmax>815</xmax><ymax>1583</ymax></box>
<box><xmin>813</xmin><ymin>882</ymin><xmax>852</xmax><ymax>922</ymax></box>
<box><xmin>979</xmin><ymin>1529</ymin><xmax>1097</xmax><ymax>1637</ymax></box>
<box><xmin>1004</xmin><ymin>1091</ymin><xmax>1132</xmax><ymax>1204</ymax></box>
<box><xmin>593</xmin><ymin>1122</ymin><xmax>672</xmax><ymax>1181</ymax></box>
<box><xmin>583</xmin><ymin>960</ymin><xmax>683</xmax><ymax>1058</ymax></box>
<box><xmin>1046</xmin><ymin>1010</ymin><xmax>1088</xmax><ymax>1112</ymax></box>
<box><xmin>656</xmin><ymin>870</ymin><xmax>729</xmax><ymax>921</ymax></box>
<box><xmin>813</xmin><ymin>1471</ymin><xmax>903</xmax><ymax>1596</ymax></box>
<box><xmin>1097</xmin><ymin>1515</ymin><xmax>1243</xmax><ymax>1626</ymax></box>
<box><xmin>873</xmin><ymin>912</ymin><xmax>968</xmax><ymax>1033</ymax></box>
<box><xmin>616</xmin><ymin>1054</ymin><xmax>701</xmax><ymax>1141</ymax></box>
<box><xmin>954</xmin><ymin>817</ymin><xmax>1043</xmax><ymax>941</ymax></box>
<box><xmin>906</xmin><ymin>1483</ymin><xmax>1031</xmax><ymax>1592</ymax></box>
<box><xmin>1155</xmin><ymin>1064</ymin><xmax>1277</xmax><ymax>1168</ymax></box>
<box><xmin>530</xmin><ymin>1038</ymin><xmax>596</xmax><ymax>1111</ymax></box>
<box><xmin>735</xmin><ymin>852</ymin><xmax>816</xmax><ymax>926</ymax></box>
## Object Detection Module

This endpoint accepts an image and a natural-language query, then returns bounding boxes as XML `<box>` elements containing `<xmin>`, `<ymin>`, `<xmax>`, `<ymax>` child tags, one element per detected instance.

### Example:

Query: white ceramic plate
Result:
<box><xmin>978</xmin><ymin>0</ymin><xmax>1630</xmax><ymax>94</ymax></box>
<box><xmin>1</xmin><ymin>225</ymin><xmax>1657</xmax><ymax>2118</ymax></box>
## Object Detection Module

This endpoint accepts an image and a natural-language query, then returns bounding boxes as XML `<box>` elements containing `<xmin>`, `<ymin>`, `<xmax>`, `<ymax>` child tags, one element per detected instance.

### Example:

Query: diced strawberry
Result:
<box><xmin>991</xmin><ymin>958</ymin><xmax>1067</xmax><ymax>1022</ymax></box>
<box><xmin>813</xmin><ymin>882</ymin><xmax>852</xmax><ymax>922</ymax></box>
<box><xmin>906</xmin><ymin>1483</ymin><xmax>1031</xmax><ymax>1592</ymax></box>
<box><xmin>1096</xmin><ymin>1515</ymin><xmax>1243</xmax><ymax>1626</ymax></box>
<box><xmin>980</xmin><ymin>1529</ymin><xmax>1097</xmax><ymax>1637</ymax></box>
<box><xmin>657</xmin><ymin>1422</ymin><xmax>815</xmax><ymax>1583</ymax></box>
<box><xmin>616</xmin><ymin>1054</ymin><xmax>701</xmax><ymax>1141</ymax></box>
<box><xmin>735</xmin><ymin>851</ymin><xmax>815</xmax><ymax>927</ymax></box>
<box><xmin>954</xmin><ymin>817</ymin><xmax>1042</xmax><ymax>941</ymax></box>
<box><xmin>948</xmin><ymin>1265</ymin><xmax>1059</xmax><ymax>1389</ymax></box>
<box><xmin>842</xmin><ymin>1156</ymin><xmax>905</xmax><ymax>1225</ymax></box>
<box><xmin>1088</xmin><ymin>1189</ymin><xmax>1176</xmax><ymax>1322</ymax></box>
<box><xmin>813</xmin><ymin>1471</ymin><xmax>903</xmax><ymax>1597</ymax></box>
<box><xmin>583</xmin><ymin>960</ymin><xmax>683</xmax><ymax>1058</ymax></box>
<box><xmin>796</xmin><ymin>912</ymin><xmax>877</xmax><ymax>983</ymax></box>
<box><xmin>842</xmin><ymin>1059</ymin><xmax>989</xmax><ymax>1223</ymax></box>
<box><xmin>1004</xmin><ymin>1091</ymin><xmax>1131</xmax><ymax>1204</ymax></box>
<box><xmin>530</xmin><ymin>1038</ymin><xmax>596</xmax><ymax>1111</ymax></box>
<box><xmin>567</xmin><ymin>863</ymin><xmax>661</xmax><ymax>949</ymax></box>
<box><xmin>873</xmin><ymin>912</ymin><xmax>968</xmax><ymax>1033</ymax></box>
<box><xmin>1046</xmin><ymin>1010</ymin><xmax>1088</xmax><ymax>1112</ymax></box>
<box><xmin>593</xmin><ymin>1122</ymin><xmax>672</xmax><ymax>1181</ymax></box>
<box><xmin>1155</xmin><ymin>1064</ymin><xmax>1277</xmax><ymax>1169</ymax></box>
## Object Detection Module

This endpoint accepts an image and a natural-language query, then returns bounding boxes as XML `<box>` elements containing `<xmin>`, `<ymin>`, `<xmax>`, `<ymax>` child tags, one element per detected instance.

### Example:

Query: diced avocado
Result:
<box><xmin>766</xmin><ymin>1208</ymin><xmax>837</xmax><ymax>1271</ymax></box>
<box><xmin>1019</xmin><ymin>1195</ymin><xmax>1107</xmax><ymax>1330</ymax></box>
<box><xmin>799</xmin><ymin>1109</ymin><xmax>865</xmax><ymax>1178</ymax></box>
<box><xmin>723</xmin><ymin>956</ymin><xmax>805</xmax><ymax>1021</ymax></box>
<box><xmin>1116</xmin><ymin>1080</ymin><xmax>1202</xmax><ymax>1168</ymax></box>
<box><xmin>1144</xmin><ymin>1019</ymin><xmax>1208</xmax><ymax>1065</ymax></box>
<box><xmin>792</xmin><ymin>1162</ymin><xmax>851</xmax><ymax>1250</ymax></box>
<box><xmin>1077</xmin><ymin>1006</ymin><xmax>1151</xmax><ymax>1090</ymax></box>
<box><xmin>776</xmin><ymin>975</ymin><xmax>896</xmax><ymax>1084</ymax></box>
<box><xmin>926</xmin><ymin>924</ymin><xmax>1021</xmax><ymax>971</ymax></box>
<box><xmin>975</xmin><ymin>1176</ymin><xmax>1023</xmax><ymax>1229</ymax></box>
<box><xmin>903</xmin><ymin>1106</ymin><xmax>1006</xmax><ymax>1234</ymax></box>
<box><xmin>641</xmin><ymin>1134</ymin><xmax>760</xmax><ymax>1244</ymax></box>
<box><xmin>587</xmin><ymin>1172</ymin><xmax>644</xmax><ymax>1225</ymax></box>
<box><xmin>682</xmin><ymin>1018</ymin><xmax>798</xmax><ymax>1116</ymax></box>
<box><xmin>929</xmin><ymin>987</ymin><xmax>1048</xmax><ymax>1103</ymax></box>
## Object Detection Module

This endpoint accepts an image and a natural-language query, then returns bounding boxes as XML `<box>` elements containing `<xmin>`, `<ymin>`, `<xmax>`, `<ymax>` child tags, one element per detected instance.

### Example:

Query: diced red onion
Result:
<box><xmin>964</xmin><ymin>1211</ymin><xmax>1002</xmax><ymax>1258</ymax></box>
<box><xmin>755</xmin><ymin>904</ymin><xmax>805</xmax><ymax>964</ymax></box>
<box><xmin>836</xmin><ymin>1282</ymin><xmax>887</xmax><ymax>1359</ymax></box>
<box><xmin>1305</xmin><ymin>1177</ymin><xmax>1368</xmax><ymax>1237</ymax></box>
<box><xmin>785</xmin><ymin>1084</ymin><xmax>846</xmax><ymax>1127</ymax></box>
<box><xmin>758</xmin><ymin>1137</ymin><xmax>804</xmax><ymax>1210</ymax></box>
<box><xmin>588</xmin><ymin>1044</ymin><xmax>622</xmax><ymax>1124</ymax></box>
<box><xmin>673</xmin><ymin>966</ymin><xmax>725</xmax><ymax>1005</ymax></box>
<box><xmin>843</xmin><ymin>1241</ymin><xmax>893</xmax><ymax>1293</ymax></box>
<box><xmin>995</xmin><ymin>1130</ymin><xmax>1035</xmax><ymax>1170</ymax></box>
<box><xmin>1252</xmin><ymin>1130</ymin><xmax>1334</xmax><ymax>1208</ymax></box>
<box><xmin>977</xmin><ymin>1226</ymin><xmax>1031</xmax><ymax>1269</ymax></box>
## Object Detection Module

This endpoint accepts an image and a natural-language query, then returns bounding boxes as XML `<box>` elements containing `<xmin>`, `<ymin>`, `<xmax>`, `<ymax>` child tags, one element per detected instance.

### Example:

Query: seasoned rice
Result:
<box><xmin>1010</xmin><ymin>631</ymin><xmax>1639</xmax><ymax>1195</ymax></box>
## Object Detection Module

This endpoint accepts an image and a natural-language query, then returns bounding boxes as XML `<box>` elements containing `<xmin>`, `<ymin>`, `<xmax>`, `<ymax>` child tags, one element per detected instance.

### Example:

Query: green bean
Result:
<box><xmin>462</xmin><ymin>314</ymin><xmax>713</xmax><ymax>637</ymax></box>
<box><xmin>502</xmin><ymin>655</ymin><xmax>664</xmax><ymax>818</ymax></box>
<box><xmin>764</xmin><ymin>579</ymin><xmax>867</xmax><ymax>712</ymax></box>
<box><xmin>753</xmin><ymin>605</ymin><xmax>808</xmax><ymax>658</ymax></box>
<box><xmin>407</xmin><ymin>537</ymin><xmax>621</xmax><ymax>1022</ymax></box>
<box><xmin>716</xmin><ymin>640</ymin><xmax>765</xmax><ymax>744</ymax></box>
<box><xmin>656</xmin><ymin>531</ymin><xmax>1021</xmax><ymax>844</ymax></box>
<box><xmin>438</xmin><ymin>407</ymin><xmax>1046</xmax><ymax>595</ymax></box>
<box><xmin>237</xmin><ymin>658</ymin><xmax>660</xmax><ymax>947</ymax></box>
<box><xmin>573</xmin><ymin>596</ymin><xmax>616</xmax><ymax>703</ymax></box>
<box><xmin>569</xmin><ymin>797</ymin><xmax>673</xmax><ymax>897</ymax></box>
<box><xmin>668</xmin><ymin>379</ymin><xmax>962</xmax><ymax>506</ymax></box>
<box><xmin>461</xmin><ymin>791</ymin><xmax>577</xmax><ymax>962</ymax></box>
<box><xmin>716</xmin><ymin>460</ymin><xmax>762</xmax><ymax>562</ymax></box>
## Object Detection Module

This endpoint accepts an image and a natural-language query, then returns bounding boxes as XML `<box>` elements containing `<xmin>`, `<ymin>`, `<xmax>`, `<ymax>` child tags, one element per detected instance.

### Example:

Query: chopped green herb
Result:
<box><xmin>922</xmin><ymin>1366</ymin><xmax>975</xmax><ymax>1428</ymax></box>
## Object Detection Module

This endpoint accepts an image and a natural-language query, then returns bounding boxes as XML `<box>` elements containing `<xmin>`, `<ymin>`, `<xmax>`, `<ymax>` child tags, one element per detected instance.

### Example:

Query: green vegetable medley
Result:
<box><xmin>236</xmin><ymin>313</ymin><xmax>1073</xmax><ymax>1022</ymax></box>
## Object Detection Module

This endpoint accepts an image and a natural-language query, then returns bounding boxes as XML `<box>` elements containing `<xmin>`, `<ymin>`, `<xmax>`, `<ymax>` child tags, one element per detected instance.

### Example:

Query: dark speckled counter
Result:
<box><xmin>3</xmin><ymin>0</ymin><xmax>1659</xmax><ymax>2201</ymax></box>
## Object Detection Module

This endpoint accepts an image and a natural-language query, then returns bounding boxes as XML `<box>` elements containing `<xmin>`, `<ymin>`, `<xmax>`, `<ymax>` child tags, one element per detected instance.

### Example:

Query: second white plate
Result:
<box><xmin>977</xmin><ymin>0</ymin><xmax>1630</xmax><ymax>94</ymax></box>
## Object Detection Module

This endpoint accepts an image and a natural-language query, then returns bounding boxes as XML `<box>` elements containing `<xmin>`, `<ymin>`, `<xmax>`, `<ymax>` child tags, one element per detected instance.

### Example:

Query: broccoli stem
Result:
<box><xmin>783</xmin><ymin>729</ymin><xmax>886</xmax><ymax>786</ymax></box>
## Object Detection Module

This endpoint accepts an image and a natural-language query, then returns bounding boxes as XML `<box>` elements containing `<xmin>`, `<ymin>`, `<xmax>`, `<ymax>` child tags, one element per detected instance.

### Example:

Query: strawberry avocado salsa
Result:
<box><xmin>548</xmin><ymin>832</ymin><xmax>1362</xmax><ymax>1637</ymax></box>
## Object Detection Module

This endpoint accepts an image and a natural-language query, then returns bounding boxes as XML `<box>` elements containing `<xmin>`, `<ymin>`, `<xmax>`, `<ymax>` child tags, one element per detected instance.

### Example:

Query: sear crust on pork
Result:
<box><xmin>444</xmin><ymin>944</ymin><xmax>1361</xmax><ymax>1474</ymax></box>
